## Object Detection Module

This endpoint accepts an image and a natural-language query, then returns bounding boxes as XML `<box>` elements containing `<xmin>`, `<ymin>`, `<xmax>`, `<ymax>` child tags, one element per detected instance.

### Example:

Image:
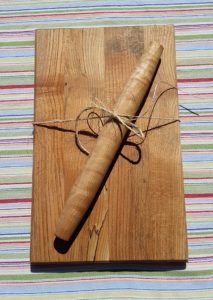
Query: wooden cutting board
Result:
<box><xmin>31</xmin><ymin>25</ymin><xmax>188</xmax><ymax>263</ymax></box>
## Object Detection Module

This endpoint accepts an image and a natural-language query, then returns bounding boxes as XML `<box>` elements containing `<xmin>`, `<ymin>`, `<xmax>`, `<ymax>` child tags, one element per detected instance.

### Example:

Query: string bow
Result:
<box><xmin>75</xmin><ymin>98</ymin><xmax>145</xmax><ymax>155</ymax></box>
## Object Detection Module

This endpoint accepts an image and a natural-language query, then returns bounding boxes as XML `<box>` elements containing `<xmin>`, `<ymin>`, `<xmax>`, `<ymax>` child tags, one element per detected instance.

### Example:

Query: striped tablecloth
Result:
<box><xmin>0</xmin><ymin>1</ymin><xmax>213</xmax><ymax>299</ymax></box>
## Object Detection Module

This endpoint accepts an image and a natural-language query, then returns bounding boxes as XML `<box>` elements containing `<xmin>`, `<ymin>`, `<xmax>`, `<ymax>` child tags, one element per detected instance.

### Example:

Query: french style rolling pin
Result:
<box><xmin>55</xmin><ymin>42</ymin><xmax>163</xmax><ymax>241</ymax></box>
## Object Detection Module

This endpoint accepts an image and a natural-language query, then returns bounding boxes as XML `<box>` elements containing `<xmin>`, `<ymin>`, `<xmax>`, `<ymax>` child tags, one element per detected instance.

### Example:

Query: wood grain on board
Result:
<box><xmin>31</xmin><ymin>25</ymin><xmax>188</xmax><ymax>263</ymax></box>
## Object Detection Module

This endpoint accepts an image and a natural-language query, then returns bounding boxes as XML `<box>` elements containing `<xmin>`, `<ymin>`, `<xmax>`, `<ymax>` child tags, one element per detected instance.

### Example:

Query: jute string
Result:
<box><xmin>33</xmin><ymin>81</ymin><xmax>200</xmax><ymax>155</ymax></box>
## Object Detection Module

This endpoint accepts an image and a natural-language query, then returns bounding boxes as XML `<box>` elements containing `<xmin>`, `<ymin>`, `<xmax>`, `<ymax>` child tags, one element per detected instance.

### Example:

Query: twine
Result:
<box><xmin>33</xmin><ymin>81</ymin><xmax>199</xmax><ymax>155</ymax></box>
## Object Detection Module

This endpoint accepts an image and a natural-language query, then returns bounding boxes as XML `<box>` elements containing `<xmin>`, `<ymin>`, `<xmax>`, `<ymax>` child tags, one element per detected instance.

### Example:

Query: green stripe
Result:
<box><xmin>0</xmin><ymin>41</ymin><xmax>34</xmax><ymax>47</ymax></box>
<box><xmin>182</xmin><ymin>144</ymin><xmax>213</xmax><ymax>150</ymax></box>
<box><xmin>184</xmin><ymin>185</ymin><xmax>213</xmax><ymax>193</ymax></box>
<box><xmin>0</xmin><ymin>65</ymin><xmax>34</xmax><ymax>72</ymax></box>
<box><xmin>180</xmin><ymin>126</ymin><xmax>213</xmax><ymax>131</ymax></box>
<box><xmin>188</xmin><ymin>218</ymin><xmax>213</xmax><ymax>222</ymax></box>
<box><xmin>176</xmin><ymin>34</ymin><xmax>213</xmax><ymax>41</ymax></box>
<box><xmin>177</xmin><ymin>58</ymin><xmax>213</xmax><ymax>65</ymax></box>
<box><xmin>181</xmin><ymin>110</ymin><xmax>213</xmax><ymax>115</ymax></box>
<box><xmin>0</xmin><ymin>253</ymin><xmax>28</xmax><ymax>259</ymax></box>
<box><xmin>0</xmin><ymin>189</ymin><xmax>32</xmax><ymax>199</ymax></box>
<box><xmin>0</xmin><ymin>77</ymin><xmax>33</xmax><ymax>85</ymax></box>
<box><xmin>0</xmin><ymin>150</ymin><xmax>32</xmax><ymax>155</ymax></box>
<box><xmin>0</xmin><ymin>236</ymin><xmax>29</xmax><ymax>241</ymax></box>
<box><xmin>177</xmin><ymin>69</ymin><xmax>213</xmax><ymax>79</ymax></box>
<box><xmin>0</xmin><ymin>107</ymin><xmax>32</xmax><ymax>111</ymax></box>
<box><xmin>190</xmin><ymin>248</ymin><xmax>213</xmax><ymax>255</ymax></box>
<box><xmin>0</xmin><ymin>117</ymin><xmax>33</xmax><ymax>121</ymax></box>
<box><xmin>0</xmin><ymin>176</ymin><xmax>31</xmax><ymax>184</ymax></box>
<box><xmin>183</xmin><ymin>172</ymin><xmax>213</xmax><ymax>179</ymax></box>
<box><xmin>0</xmin><ymin>270</ymin><xmax>213</xmax><ymax>281</ymax></box>
<box><xmin>189</xmin><ymin>231</ymin><xmax>213</xmax><ymax>235</ymax></box>
<box><xmin>0</xmin><ymin>131</ymin><xmax>32</xmax><ymax>137</ymax></box>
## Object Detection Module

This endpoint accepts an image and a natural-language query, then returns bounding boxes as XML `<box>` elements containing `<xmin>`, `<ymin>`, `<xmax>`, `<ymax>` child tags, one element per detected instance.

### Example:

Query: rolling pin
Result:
<box><xmin>55</xmin><ymin>42</ymin><xmax>163</xmax><ymax>241</ymax></box>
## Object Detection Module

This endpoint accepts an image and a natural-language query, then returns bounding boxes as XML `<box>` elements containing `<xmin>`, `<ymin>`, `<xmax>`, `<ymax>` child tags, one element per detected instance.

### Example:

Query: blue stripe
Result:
<box><xmin>1</xmin><ymin>228</ymin><xmax>30</xmax><ymax>234</ymax></box>
<box><xmin>1</xmin><ymin>285</ymin><xmax>213</xmax><ymax>295</ymax></box>
<box><xmin>0</xmin><ymin>161</ymin><xmax>32</xmax><ymax>167</ymax></box>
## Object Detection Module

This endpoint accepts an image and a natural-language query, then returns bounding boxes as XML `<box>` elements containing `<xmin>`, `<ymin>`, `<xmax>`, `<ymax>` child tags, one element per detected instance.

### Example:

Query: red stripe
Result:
<box><xmin>187</xmin><ymin>203</ymin><xmax>213</xmax><ymax>205</ymax></box>
<box><xmin>0</xmin><ymin>198</ymin><xmax>31</xmax><ymax>203</ymax></box>
<box><xmin>0</xmin><ymin>207</ymin><xmax>29</xmax><ymax>211</ymax></box>
<box><xmin>0</xmin><ymin>85</ymin><xmax>34</xmax><ymax>90</ymax></box>
<box><xmin>178</xmin><ymin>64</ymin><xmax>213</xmax><ymax>67</ymax></box>
<box><xmin>0</xmin><ymin>121</ymin><xmax>32</xmax><ymax>125</ymax></box>
<box><xmin>0</xmin><ymin>261</ymin><xmax>28</xmax><ymax>264</ymax></box>
<box><xmin>0</xmin><ymin>155</ymin><xmax>31</xmax><ymax>159</ymax></box>
<box><xmin>180</xmin><ymin>114</ymin><xmax>213</xmax><ymax>118</ymax></box>
<box><xmin>185</xmin><ymin>177</ymin><xmax>213</xmax><ymax>180</ymax></box>
<box><xmin>189</xmin><ymin>236</ymin><xmax>213</xmax><ymax>239</ymax></box>
<box><xmin>185</xmin><ymin>193</ymin><xmax>213</xmax><ymax>198</ymax></box>
<box><xmin>0</xmin><ymin>215</ymin><xmax>30</xmax><ymax>219</ymax></box>
<box><xmin>178</xmin><ymin>78</ymin><xmax>213</xmax><ymax>83</ymax></box>
<box><xmin>0</xmin><ymin>182</ymin><xmax>31</xmax><ymax>185</ymax></box>
<box><xmin>0</xmin><ymin>30</ymin><xmax>33</xmax><ymax>34</ymax></box>
<box><xmin>0</xmin><ymin>70</ymin><xmax>33</xmax><ymax>73</ymax></box>
<box><xmin>182</xmin><ymin>132</ymin><xmax>213</xmax><ymax>135</ymax></box>
<box><xmin>179</xmin><ymin>93</ymin><xmax>213</xmax><ymax>96</ymax></box>
<box><xmin>0</xmin><ymin>241</ymin><xmax>29</xmax><ymax>244</ymax></box>
<box><xmin>187</xmin><ymin>210</ymin><xmax>213</xmax><ymax>213</ymax></box>
<box><xmin>0</xmin><ymin>99</ymin><xmax>33</xmax><ymax>103</ymax></box>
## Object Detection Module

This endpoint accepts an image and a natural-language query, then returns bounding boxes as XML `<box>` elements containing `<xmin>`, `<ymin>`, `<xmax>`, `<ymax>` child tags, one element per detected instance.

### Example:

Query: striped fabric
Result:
<box><xmin>0</xmin><ymin>0</ymin><xmax>213</xmax><ymax>299</ymax></box>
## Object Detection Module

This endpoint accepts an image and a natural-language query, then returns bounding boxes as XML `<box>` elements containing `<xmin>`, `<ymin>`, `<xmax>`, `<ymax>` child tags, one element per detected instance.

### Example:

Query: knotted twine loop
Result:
<box><xmin>75</xmin><ymin>97</ymin><xmax>145</xmax><ymax>155</ymax></box>
<box><xmin>33</xmin><ymin>81</ymin><xmax>199</xmax><ymax>155</ymax></box>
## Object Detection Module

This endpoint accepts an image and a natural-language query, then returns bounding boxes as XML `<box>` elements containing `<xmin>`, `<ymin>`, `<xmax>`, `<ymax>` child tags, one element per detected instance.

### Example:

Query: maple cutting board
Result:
<box><xmin>31</xmin><ymin>25</ymin><xmax>188</xmax><ymax>263</ymax></box>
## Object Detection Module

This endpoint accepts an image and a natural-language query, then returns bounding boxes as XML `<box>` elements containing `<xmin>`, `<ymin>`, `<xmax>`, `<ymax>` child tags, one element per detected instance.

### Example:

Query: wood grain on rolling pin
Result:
<box><xmin>55</xmin><ymin>42</ymin><xmax>163</xmax><ymax>241</ymax></box>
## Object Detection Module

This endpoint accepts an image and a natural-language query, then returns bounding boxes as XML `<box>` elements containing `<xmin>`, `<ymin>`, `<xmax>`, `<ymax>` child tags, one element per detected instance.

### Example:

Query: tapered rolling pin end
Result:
<box><xmin>55</xmin><ymin>222</ymin><xmax>71</xmax><ymax>242</ymax></box>
<box><xmin>55</xmin><ymin>195</ymin><xmax>84</xmax><ymax>241</ymax></box>
<box><xmin>149</xmin><ymin>41</ymin><xmax>164</xmax><ymax>57</ymax></box>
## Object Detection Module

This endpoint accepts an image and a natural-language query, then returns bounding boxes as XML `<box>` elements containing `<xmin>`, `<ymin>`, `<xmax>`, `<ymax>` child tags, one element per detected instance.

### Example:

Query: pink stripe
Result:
<box><xmin>181</xmin><ymin>114</ymin><xmax>213</xmax><ymax>118</ymax></box>
<box><xmin>0</xmin><ymin>85</ymin><xmax>34</xmax><ymax>89</ymax></box>
<box><xmin>185</xmin><ymin>193</ymin><xmax>213</xmax><ymax>198</ymax></box>
<box><xmin>178</xmin><ymin>64</ymin><xmax>213</xmax><ymax>67</ymax></box>
<box><xmin>189</xmin><ymin>236</ymin><xmax>213</xmax><ymax>239</ymax></box>
<box><xmin>187</xmin><ymin>202</ymin><xmax>213</xmax><ymax>205</ymax></box>
<box><xmin>186</xmin><ymin>210</ymin><xmax>213</xmax><ymax>213</ymax></box>
<box><xmin>185</xmin><ymin>177</ymin><xmax>213</xmax><ymax>180</ymax></box>
<box><xmin>179</xmin><ymin>93</ymin><xmax>213</xmax><ymax>96</ymax></box>
<box><xmin>0</xmin><ymin>99</ymin><xmax>33</xmax><ymax>103</ymax></box>
<box><xmin>0</xmin><ymin>70</ymin><xmax>33</xmax><ymax>73</ymax></box>
<box><xmin>0</xmin><ymin>215</ymin><xmax>30</xmax><ymax>219</ymax></box>
<box><xmin>0</xmin><ymin>198</ymin><xmax>31</xmax><ymax>203</ymax></box>
<box><xmin>0</xmin><ymin>182</ymin><xmax>31</xmax><ymax>185</ymax></box>
<box><xmin>182</xmin><ymin>132</ymin><xmax>213</xmax><ymax>135</ymax></box>
<box><xmin>0</xmin><ymin>241</ymin><xmax>29</xmax><ymax>245</ymax></box>
<box><xmin>178</xmin><ymin>78</ymin><xmax>213</xmax><ymax>83</ymax></box>
<box><xmin>0</xmin><ymin>155</ymin><xmax>31</xmax><ymax>158</ymax></box>
<box><xmin>0</xmin><ymin>121</ymin><xmax>32</xmax><ymax>125</ymax></box>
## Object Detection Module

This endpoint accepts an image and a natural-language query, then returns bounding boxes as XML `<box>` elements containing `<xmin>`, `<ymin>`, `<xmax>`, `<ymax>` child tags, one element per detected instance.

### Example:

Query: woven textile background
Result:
<box><xmin>0</xmin><ymin>0</ymin><xmax>213</xmax><ymax>299</ymax></box>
